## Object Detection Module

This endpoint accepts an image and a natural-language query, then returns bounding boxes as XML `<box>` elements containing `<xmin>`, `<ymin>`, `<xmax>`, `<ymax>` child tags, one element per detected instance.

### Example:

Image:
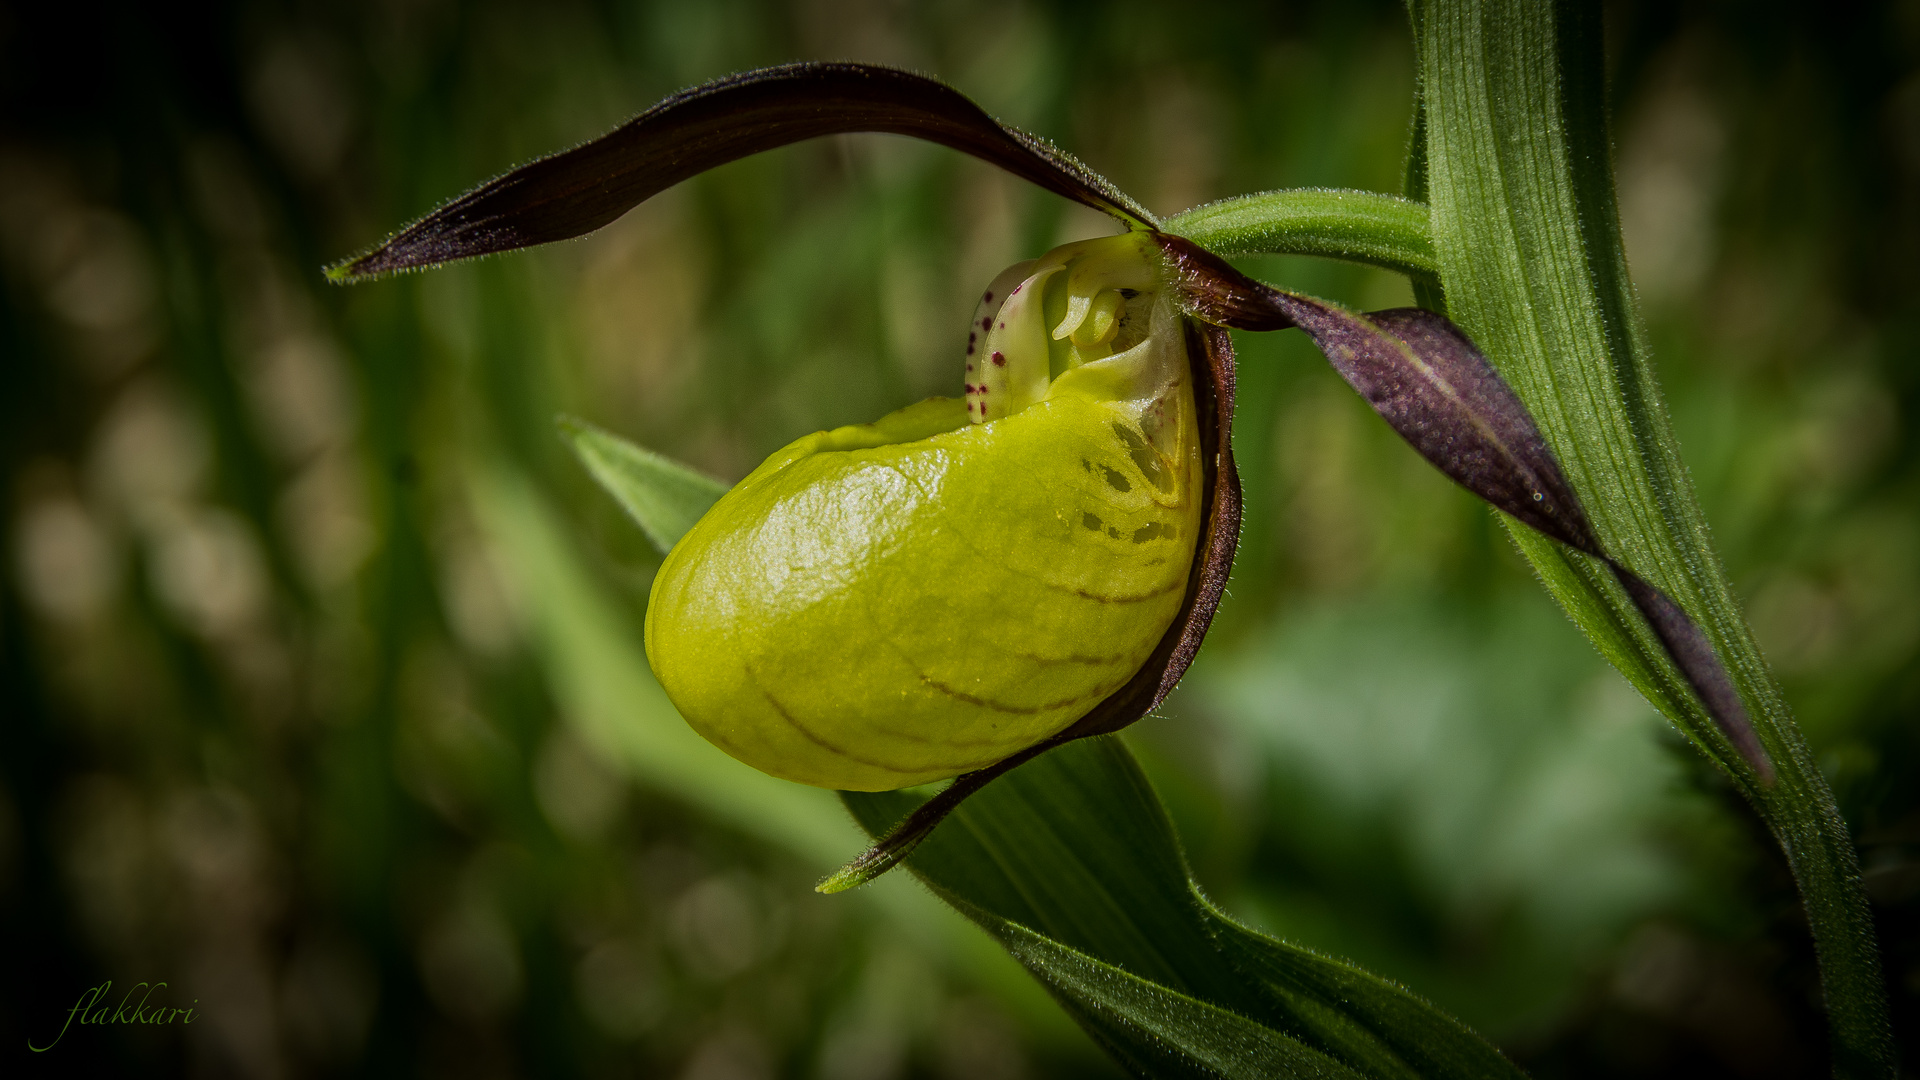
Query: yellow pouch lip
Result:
<box><xmin>646</xmin><ymin>385</ymin><xmax>1200</xmax><ymax>792</ymax></box>
<box><xmin>645</xmin><ymin>232</ymin><xmax>1200</xmax><ymax>792</ymax></box>
<box><xmin>739</xmin><ymin>396</ymin><xmax>971</xmax><ymax>488</ymax></box>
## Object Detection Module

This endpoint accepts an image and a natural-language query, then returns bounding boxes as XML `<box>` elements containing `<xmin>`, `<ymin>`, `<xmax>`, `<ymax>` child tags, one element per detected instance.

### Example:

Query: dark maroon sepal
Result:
<box><xmin>1155</xmin><ymin>232</ymin><xmax>1772</xmax><ymax>783</ymax></box>
<box><xmin>329</xmin><ymin>62</ymin><xmax>1154</xmax><ymax>281</ymax></box>
<box><xmin>1158</xmin><ymin>234</ymin><xmax>1597</xmax><ymax>553</ymax></box>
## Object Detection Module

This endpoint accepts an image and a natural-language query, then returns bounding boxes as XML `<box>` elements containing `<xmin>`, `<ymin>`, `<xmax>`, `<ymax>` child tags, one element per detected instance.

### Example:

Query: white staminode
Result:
<box><xmin>1051</xmin><ymin>245</ymin><xmax>1156</xmax><ymax>344</ymax></box>
<box><xmin>963</xmin><ymin>233</ymin><xmax>1172</xmax><ymax>425</ymax></box>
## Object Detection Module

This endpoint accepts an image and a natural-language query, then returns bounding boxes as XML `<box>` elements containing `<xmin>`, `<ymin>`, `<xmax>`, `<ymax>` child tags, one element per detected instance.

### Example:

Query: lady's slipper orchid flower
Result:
<box><xmin>332</xmin><ymin>62</ymin><xmax>1768</xmax><ymax>888</ymax></box>
<box><xmin>648</xmin><ymin>233</ymin><xmax>1203</xmax><ymax>793</ymax></box>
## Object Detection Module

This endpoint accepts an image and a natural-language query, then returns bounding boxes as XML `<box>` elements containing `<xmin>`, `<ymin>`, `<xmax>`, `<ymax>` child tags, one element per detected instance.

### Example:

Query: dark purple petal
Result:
<box><xmin>1156</xmin><ymin>234</ymin><xmax>1597</xmax><ymax>554</ymax></box>
<box><xmin>1322</xmin><ymin>306</ymin><xmax>1602</xmax><ymax>555</ymax></box>
<box><xmin>821</xmin><ymin>319</ymin><xmax>1243</xmax><ymax>892</ymax></box>
<box><xmin>1154</xmin><ymin>232</ymin><xmax>1772</xmax><ymax>782</ymax></box>
<box><xmin>1613</xmin><ymin>567</ymin><xmax>1773</xmax><ymax>782</ymax></box>
<box><xmin>330</xmin><ymin>62</ymin><xmax>1154</xmax><ymax>280</ymax></box>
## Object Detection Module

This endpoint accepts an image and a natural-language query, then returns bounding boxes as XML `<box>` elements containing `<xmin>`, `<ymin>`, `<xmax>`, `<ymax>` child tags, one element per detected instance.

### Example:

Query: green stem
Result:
<box><xmin>1164</xmin><ymin>188</ymin><xmax>1439</xmax><ymax>283</ymax></box>
<box><xmin>1414</xmin><ymin>1</ymin><xmax>1892</xmax><ymax>1075</ymax></box>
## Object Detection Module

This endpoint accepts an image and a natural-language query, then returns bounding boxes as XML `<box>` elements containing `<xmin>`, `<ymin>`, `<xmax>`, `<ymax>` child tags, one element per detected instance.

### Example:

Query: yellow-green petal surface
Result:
<box><xmin>646</xmin><ymin>380</ymin><xmax>1200</xmax><ymax>791</ymax></box>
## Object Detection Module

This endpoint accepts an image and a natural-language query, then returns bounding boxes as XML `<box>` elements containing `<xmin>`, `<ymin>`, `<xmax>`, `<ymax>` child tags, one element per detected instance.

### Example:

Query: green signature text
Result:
<box><xmin>28</xmin><ymin>981</ymin><xmax>198</xmax><ymax>1052</ymax></box>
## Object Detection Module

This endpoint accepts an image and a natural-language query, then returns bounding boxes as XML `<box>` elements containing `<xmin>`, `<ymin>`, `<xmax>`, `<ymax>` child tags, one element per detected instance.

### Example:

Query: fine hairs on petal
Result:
<box><xmin>328</xmin><ymin>63</ymin><xmax>1156</xmax><ymax>280</ymax></box>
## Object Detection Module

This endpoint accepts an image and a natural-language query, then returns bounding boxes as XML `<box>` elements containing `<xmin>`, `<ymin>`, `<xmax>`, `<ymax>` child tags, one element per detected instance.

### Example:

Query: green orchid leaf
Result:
<box><xmin>966</xmin><ymin>905</ymin><xmax>1370</xmax><ymax>1080</ymax></box>
<box><xmin>559</xmin><ymin>415</ymin><xmax>728</xmax><ymax>556</ymax></box>
<box><xmin>1203</xmin><ymin>913</ymin><xmax>1523</xmax><ymax>1080</ymax></box>
<box><xmin>843</xmin><ymin>737</ymin><xmax>1526</xmax><ymax>1080</ymax></box>
<box><xmin>1413</xmin><ymin>0</ymin><xmax>1891</xmax><ymax>1073</ymax></box>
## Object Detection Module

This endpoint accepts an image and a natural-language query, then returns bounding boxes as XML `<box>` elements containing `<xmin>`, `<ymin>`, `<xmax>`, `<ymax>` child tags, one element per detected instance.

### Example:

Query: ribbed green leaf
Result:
<box><xmin>1413</xmin><ymin>1</ymin><xmax>1892</xmax><ymax>1074</ymax></box>
<box><xmin>559</xmin><ymin>414</ymin><xmax>728</xmax><ymax>556</ymax></box>
<box><xmin>1203</xmin><ymin>913</ymin><xmax>1520</xmax><ymax>1080</ymax></box>
<box><xmin>968</xmin><ymin>905</ymin><xmax>1368</xmax><ymax>1080</ymax></box>
<box><xmin>845</xmin><ymin>738</ymin><xmax>1525</xmax><ymax>1079</ymax></box>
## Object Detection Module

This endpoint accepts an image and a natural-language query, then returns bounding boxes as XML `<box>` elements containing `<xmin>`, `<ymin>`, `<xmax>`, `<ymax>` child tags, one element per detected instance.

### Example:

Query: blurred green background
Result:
<box><xmin>2</xmin><ymin>0</ymin><xmax>1917</xmax><ymax>1076</ymax></box>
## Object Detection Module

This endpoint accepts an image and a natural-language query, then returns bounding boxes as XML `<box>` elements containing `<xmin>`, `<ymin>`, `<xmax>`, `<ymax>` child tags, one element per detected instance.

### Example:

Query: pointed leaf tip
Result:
<box><xmin>559</xmin><ymin>415</ymin><xmax>729</xmax><ymax>555</ymax></box>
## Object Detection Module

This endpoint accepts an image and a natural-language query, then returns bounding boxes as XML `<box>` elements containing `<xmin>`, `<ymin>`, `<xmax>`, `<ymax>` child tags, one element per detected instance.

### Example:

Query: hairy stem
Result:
<box><xmin>1165</xmin><ymin>188</ymin><xmax>1438</xmax><ymax>283</ymax></box>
